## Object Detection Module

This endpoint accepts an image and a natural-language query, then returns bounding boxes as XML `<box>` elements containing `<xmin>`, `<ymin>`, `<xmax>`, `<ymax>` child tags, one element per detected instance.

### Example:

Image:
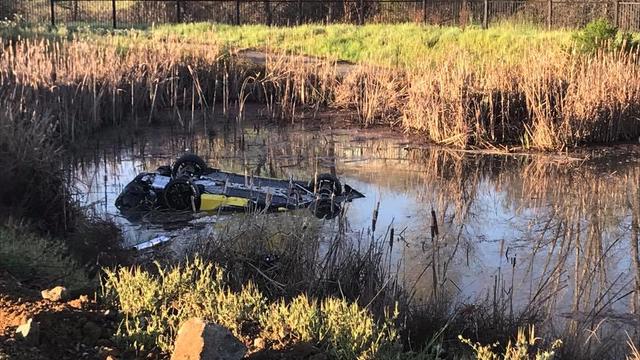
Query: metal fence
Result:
<box><xmin>1</xmin><ymin>0</ymin><xmax>640</xmax><ymax>30</ymax></box>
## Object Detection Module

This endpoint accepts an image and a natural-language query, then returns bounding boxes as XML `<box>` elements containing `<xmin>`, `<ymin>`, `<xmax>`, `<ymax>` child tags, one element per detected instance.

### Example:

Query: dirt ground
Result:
<box><xmin>0</xmin><ymin>271</ymin><xmax>126</xmax><ymax>360</ymax></box>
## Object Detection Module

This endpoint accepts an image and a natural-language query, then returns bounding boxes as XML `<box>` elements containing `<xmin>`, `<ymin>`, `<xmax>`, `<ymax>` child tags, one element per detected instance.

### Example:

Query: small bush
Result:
<box><xmin>573</xmin><ymin>19</ymin><xmax>617</xmax><ymax>53</ymax></box>
<box><xmin>0</xmin><ymin>223</ymin><xmax>92</xmax><ymax>290</ymax></box>
<box><xmin>102</xmin><ymin>257</ymin><xmax>399</xmax><ymax>358</ymax></box>
<box><xmin>260</xmin><ymin>295</ymin><xmax>321</xmax><ymax>347</ymax></box>
<box><xmin>572</xmin><ymin>18</ymin><xmax>637</xmax><ymax>53</ymax></box>
<box><xmin>320</xmin><ymin>298</ymin><xmax>399</xmax><ymax>359</ymax></box>
<box><xmin>459</xmin><ymin>326</ymin><xmax>562</xmax><ymax>360</ymax></box>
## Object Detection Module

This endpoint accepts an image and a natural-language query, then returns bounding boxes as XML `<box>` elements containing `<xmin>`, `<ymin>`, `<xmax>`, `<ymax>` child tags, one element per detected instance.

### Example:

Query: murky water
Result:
<box><xmin>70</xmin><ymin>120</ymin><xmax>640</xmax><ymax>335</ymax></box>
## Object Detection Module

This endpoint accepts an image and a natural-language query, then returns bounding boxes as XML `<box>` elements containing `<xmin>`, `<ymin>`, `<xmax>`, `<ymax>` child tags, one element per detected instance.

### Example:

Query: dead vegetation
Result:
<box><xmin>1</xmin><ymin>33</ymin><xmax>640</xmax><ymax>151</ymax></box>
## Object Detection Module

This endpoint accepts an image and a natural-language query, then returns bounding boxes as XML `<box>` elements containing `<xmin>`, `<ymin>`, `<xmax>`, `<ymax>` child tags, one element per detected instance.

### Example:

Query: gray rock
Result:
<box><xmin>171</xmin><ymin>318</ymin><xmax>246</xmax><ymax>360</ymax></box>
<box><xmin>16</xmin><ymin>318</ymin><xmax>40</xmax><ymax>345</ymax></box>
<box><xmin>82</xmin><ymin>321</ymin><xmax>102</xmax><ymax>346</ymax></box>
<box><xmin>309</xmin><ymin>354</ymin><xmax>328</xmax><ymax>360</ymax></box>
<box><xmin>96</xmin><ymin>338</ymin><xmax>113</xmax><ymax>347</ymax></box>
<box><xmin>41</xmin><ymin>286</ymin><xmax>68</xmax><ymax>302</ymax></box>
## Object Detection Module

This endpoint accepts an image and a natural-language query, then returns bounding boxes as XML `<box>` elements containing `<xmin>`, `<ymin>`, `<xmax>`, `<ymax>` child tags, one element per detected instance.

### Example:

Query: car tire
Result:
<box><xmin>172</xmin><ymin>153</ymin><xmax>207</xmax><ymax>178</ymax></box>
<box><xmin>309</xmin><ymin>173</ymin><xmax>343</xmax><ymax>196</ymax></box>
<box><xmin>163</xmin><ymin>178</ymin><xmax>201</xmax><ymax>211</ymax></box>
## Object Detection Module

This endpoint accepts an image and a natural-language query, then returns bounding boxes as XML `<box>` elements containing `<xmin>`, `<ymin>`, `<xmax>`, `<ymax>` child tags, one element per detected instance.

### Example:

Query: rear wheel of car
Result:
<box><xmin>172</xmin><ymin>153</ymin><xmax>207</xmax><ymax>178</ymax></box>
<box><xmin>163</xmin><ymin>178</ymin><xmax>201</xmax><ymax>211</ymax></box>
<box><xmin>309</xmin><ymin>173</ymin><xmax>343</xmax><ymax>196</ymax></box>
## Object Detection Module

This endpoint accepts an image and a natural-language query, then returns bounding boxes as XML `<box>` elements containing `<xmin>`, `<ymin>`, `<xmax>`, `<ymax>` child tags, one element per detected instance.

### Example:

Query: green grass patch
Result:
<box><xmin>147</xmin><ymin>22</ymin><xmax>574</xmax><ymax>66</ymax></box>
<box><xmin>0</xmin><ymin>20</ymin><xmax>576</xmax><ymax>67</ymax></box>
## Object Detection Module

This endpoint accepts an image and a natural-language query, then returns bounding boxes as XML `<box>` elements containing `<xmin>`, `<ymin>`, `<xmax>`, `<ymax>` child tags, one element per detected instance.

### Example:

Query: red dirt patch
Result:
<box><xmin>0</xmin><ymin>271</ymin><xmax>122</xmax><ymax>360</ymax></box>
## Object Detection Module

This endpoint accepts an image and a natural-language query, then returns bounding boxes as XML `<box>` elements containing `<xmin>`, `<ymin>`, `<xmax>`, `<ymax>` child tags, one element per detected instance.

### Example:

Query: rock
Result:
<box><xmin>96</xmin><ymin>338</ymin><xmax>113</xmax><ymax>347</ymax></box>
<box><xmin>98</xmin><ymin>346</ymin><xmax>120</xmax><ymax>359</ymax></box>
<box><xmin>253</xmin><ymin>337</ymin><xmax>265</xmax><ymax>350</ymax></box>
<box><xmin>171</xmin><ymin>318</ymin><xmax>246</xmax><ymax>360</ymax></box>
<box><xmin>15</xmin><ymin>318</ymin><xmax>40</xmax><ymax>345</ymax></box>
<box><xmin>290</xmin><ymin>343</ymin><xmax>320</xmax><ymax>358</ymax></box>
<box><xmin>82</xmin><ymin>321</ymin><xmax>102</xmax><ymax>346</ymax></box>
<box><xmin>69</xmin><ymin>295</ymin><xmax>90</xmax><ymax>309</ymax></box>
<box><xmin>41</xmin><ymin>286</ymin><xmax>68</xmax><ymax>302</ymax></box>
<box><xmin>309</xmin><ymin>354</ymin><xmax>328</xmax><ymax>360</ymax></box>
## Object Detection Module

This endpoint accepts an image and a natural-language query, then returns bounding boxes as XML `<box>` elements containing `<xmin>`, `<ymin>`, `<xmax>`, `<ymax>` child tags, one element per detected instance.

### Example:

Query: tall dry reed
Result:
<box><xmin>402</xmin><ymin>47</ymin><xmax>640</xmax><ymax>150</ymax></box>
<box><xmin>2</xmin><ymin>35</ymin><xmax>640</xmax><ymax>151</ymax></box>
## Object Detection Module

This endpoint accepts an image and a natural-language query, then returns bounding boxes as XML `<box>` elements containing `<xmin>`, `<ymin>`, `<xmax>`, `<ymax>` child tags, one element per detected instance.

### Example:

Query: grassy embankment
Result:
<box><xmin>149</xmin><ymin>22</ymin><xmax>573</xmax><ymax>67</ymax></box>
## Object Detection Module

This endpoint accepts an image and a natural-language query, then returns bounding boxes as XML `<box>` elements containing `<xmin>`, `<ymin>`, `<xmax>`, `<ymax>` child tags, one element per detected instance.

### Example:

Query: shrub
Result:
<box><xmin>320</xmin><ymin>298</ymin><xmax>399</xmax><ymax>359</ymax></box>
<box><xmin>102</xmin><ymin>257</ymin><xmax>399</xmax><ymax>358</ymax></box>
<box><xmin>572</xmin><ymin>18</ymin><xmax>637</xmax><ymax>53</ymax></box>
<box><xmin>0</xmin><ymin>223</ymin><xmax>92</xmax><ymax>290</ymax></box>
<box><xmin>573</xmin><ymin>19</ymin><xmax>618</xmax><ymax>53</ymax></box>
<box><xmin>260</xmin><ymin>295</ymin><xmax>321</xmax><ymax>347</ymax></box>
<box><xmin>459</xmin><ymin>326</ymin><xmax>562</xmax><ymax>360</ymax></box>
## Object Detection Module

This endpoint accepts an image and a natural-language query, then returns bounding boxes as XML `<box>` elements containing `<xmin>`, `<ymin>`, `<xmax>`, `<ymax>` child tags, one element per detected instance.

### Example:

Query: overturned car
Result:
<box><xmin>115</xmin><ymin>154</ymin><xmax>364</xmax><ymax>219</ymax></box>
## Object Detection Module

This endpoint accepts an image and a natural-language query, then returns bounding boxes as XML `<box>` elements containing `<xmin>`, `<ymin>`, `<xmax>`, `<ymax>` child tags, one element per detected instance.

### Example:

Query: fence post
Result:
<box><xmin>297</xmin><ymin>0</ymin><xmax>302</xmax><ymax>25</ymax></box>
<box><xmin>176</xmin><ymin>0</ymin><xmax>182</xmax><ymax>23</ymax></box>
<box><xmin>236</xmin><ymin>0</ymin><xmax>241</xmax><ymax>25</ymax></box>
<box><xmin>482</xmin><ymin>0</ymin><xmax>488</xmax><ymax>28</ymax></box>
<box><xmin>73</xmin><ymin>0</ymin><xmax>79</xmax><ymax>22</ymax></box>
<box><xmin>112</xmin><ymin>0</ymin><xmax>117</xmax><ymax>29</ymax></box>
<box><xmin>547</xmin><ymin>0</ymin><xmax>552</xmax><ymax>30</ymax></box>
<box><xmin>50</xmin><ymin>0</ymin><xmax>56</xmax><ymax>27</ymax></box>
<box><xmin>422</xmin><ymin>0</ymin><xmax>427</xmax><ymax>23</ymax></box>
<box><xmin>358</xmin><ymin>0</ymin><xmax>364</xmax><ymax>24</ymax></box>
<box><xmin>265</xmin><ymin>0</ymin><xmax>272</xmax><ymax>25</ymax></box>
<box><xmin>614</xmin><ymin>0</ymin><xmax>619</xmax><ymax>27</ymax></box>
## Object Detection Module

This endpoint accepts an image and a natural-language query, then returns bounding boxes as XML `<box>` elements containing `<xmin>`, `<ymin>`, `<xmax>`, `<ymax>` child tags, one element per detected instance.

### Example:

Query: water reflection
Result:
<box><xmin>70</xmin><ymin>122</ymin><xmax>640</xmax><ymax>342</ymax></box>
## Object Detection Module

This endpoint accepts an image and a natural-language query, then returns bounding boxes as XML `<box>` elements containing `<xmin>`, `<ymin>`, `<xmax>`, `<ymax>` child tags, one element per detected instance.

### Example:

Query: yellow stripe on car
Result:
<box><xmin>200</xmin><ymin>194</ymin><xmax>250</xmax><ymax>211</ymax></box>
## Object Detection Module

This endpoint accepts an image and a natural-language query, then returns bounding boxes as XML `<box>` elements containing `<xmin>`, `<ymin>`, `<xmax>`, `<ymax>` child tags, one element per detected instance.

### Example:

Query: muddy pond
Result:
<box><xmin>70</xmin><ymin>117</ymin><xmax>640</xmax><ymax>336</ymax></box>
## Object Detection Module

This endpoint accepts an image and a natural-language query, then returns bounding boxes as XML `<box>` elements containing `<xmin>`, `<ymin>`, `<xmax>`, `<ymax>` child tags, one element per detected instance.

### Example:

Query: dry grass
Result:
<box><xmin>257</xmin><ymin>52</ymin><xmax>338</xmax><ymax>121</ymax></box>
<box><xmin>334</xmin><ymin>64</ymin><xmax>406</xmax><ymax>126</ymax></box>
<box><xmin>402</xmin><ymin>46</ymin><xmax>640</xmax><ymax>150</ymax></box>
<box><xmin>0</xmin><ymin>36</ymin><xmax>231</xmax><ymax>138</ymax></box>
<box><xmin>1</xmin><ymin>31</ymin><xmax>640</xmax><ymax>150</ymax></box>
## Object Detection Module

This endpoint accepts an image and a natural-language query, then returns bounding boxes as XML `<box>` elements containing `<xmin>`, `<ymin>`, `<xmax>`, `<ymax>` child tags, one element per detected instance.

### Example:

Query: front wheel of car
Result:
<box><xmin>163</xmin><ymin>178</ymin><xmax>201</xmax><ymax>211</ymax></box>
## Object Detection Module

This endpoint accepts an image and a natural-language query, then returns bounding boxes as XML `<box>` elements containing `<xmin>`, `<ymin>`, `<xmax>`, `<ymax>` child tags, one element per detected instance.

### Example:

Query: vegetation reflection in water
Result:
<box><xmin>71</xmin><ymin>123</ymin><xmax>640</xmax><ymax>355</ymax></box>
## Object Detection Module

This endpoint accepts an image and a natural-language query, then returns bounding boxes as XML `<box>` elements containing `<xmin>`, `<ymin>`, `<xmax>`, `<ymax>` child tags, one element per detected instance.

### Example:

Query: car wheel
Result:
<box><xmin>163</xmin><ymin>178</ymin><xmax>201</xmax><ymax>211</ymax></box>
<box><xmin>309</xmin><ymin>173</ymin><xmax>343</xmax><ymax>196</ymax></box>
<box><xmin>172</xmin><ymin>153</ymin><xmax>207</xmax><ymax>178</ymax></box>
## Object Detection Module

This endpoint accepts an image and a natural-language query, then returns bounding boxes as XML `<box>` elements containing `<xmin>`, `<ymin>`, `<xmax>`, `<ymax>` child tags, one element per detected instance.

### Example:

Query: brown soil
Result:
<box><xmin>0</xmin><ymin>271</ymin><xmax>125</xmax><ymax>360</ymax></box>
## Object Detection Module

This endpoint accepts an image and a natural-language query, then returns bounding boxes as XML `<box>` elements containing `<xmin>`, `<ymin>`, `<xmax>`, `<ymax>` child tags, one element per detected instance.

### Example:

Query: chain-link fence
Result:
<box><xmin>1</xmin><ymin>0</ymin><xmax>639</xmax><ymax>30</ymax></box>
